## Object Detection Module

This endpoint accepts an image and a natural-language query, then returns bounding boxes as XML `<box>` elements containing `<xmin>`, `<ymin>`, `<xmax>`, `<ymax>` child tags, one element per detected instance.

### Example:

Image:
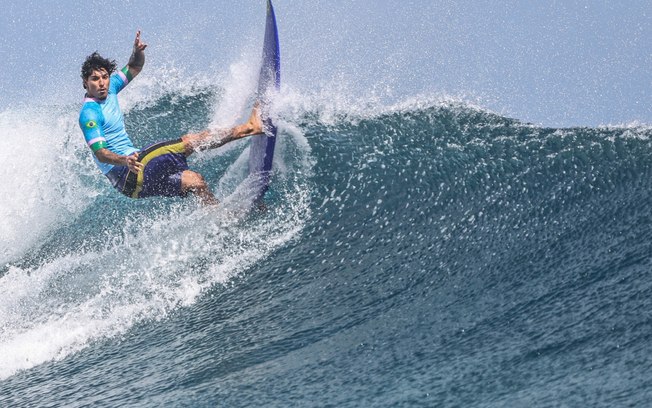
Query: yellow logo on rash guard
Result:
<box><xmin>85</xmin><ymin>120</ymin><xmax>97</xmax><ymax>129</ymax></box>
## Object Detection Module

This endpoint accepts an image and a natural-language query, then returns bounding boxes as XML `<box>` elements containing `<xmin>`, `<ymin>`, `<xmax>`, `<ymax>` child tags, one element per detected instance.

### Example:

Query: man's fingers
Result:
<box><xmin>126</xmin><ymin>154</ymin><xmax>143</xmax><ymax>173</ymax></box>
<box><xmin>134</xmin><ymin>30</ymin><xmax>147</xmax><ymax>50</ymax></box>
<box><xmin>130</xmin><ymin>164</ymin><xmax>143</xmax><ymax>174</ymax></box>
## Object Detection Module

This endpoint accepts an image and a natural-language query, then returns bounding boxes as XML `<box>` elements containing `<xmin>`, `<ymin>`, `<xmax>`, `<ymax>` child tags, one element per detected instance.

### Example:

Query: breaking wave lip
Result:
<box><xmin>273</xmin><ymin>82</ymin><xmax>652</xmax><ymax>136</ymax></box>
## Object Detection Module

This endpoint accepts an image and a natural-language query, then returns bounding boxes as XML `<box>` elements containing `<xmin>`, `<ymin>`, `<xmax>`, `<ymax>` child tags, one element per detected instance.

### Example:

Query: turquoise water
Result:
<box><xmin>1</xmin><ymin>84</ymin><xmax>652</xmax><ymax>406</ymax></box>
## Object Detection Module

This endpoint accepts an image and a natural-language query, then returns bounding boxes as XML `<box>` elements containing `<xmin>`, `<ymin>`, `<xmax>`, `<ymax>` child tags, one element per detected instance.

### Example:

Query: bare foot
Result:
<box><xmin>246</xmin><ymin>105</ymin><xmax>263</xmax><ymax>135</ymax></box>
<box><xmin>228</xmin><ymin>106</ymin><xmax>265</xmax><ymax>141</ymax></box>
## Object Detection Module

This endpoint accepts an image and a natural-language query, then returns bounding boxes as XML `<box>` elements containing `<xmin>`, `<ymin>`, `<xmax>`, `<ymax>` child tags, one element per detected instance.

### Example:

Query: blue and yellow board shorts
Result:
<box><xmin>106</xmin><ymin>139</ymin><xmax>189</xmax><ymax>198</ymax></box>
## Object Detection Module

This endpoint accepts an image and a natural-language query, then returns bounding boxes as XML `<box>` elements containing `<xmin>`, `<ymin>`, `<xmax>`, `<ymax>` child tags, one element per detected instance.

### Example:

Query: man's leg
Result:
<box><xmin>181</xmin><ymin>106</ymin><xmax>263</xmax><ymax>156</ymax></box>
<box><xmin>181</xmin><ymin>170</ymin><xmax>218</xmax><ymax>205</ymax></box>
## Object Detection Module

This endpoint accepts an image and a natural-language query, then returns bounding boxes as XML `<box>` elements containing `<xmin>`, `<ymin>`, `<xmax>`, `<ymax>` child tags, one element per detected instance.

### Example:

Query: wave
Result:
<box><xmin>1</xmin><ymin>72</ymin><xmax>651</xmax><ymax>386</ymax></box>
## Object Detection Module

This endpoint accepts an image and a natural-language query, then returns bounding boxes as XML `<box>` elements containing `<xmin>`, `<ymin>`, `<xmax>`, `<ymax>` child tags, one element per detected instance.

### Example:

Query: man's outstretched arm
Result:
<box><xmin>126</xmin><ymin>30</ymin><xmax>147</xmax><ymax>79</ymax></box>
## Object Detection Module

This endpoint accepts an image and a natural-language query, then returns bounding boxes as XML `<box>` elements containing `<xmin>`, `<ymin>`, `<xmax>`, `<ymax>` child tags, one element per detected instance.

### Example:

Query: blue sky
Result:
<box><xmin>0</xmin><ymin>0</ymin><xmax>649</xmax><ymax>127</ymax></box>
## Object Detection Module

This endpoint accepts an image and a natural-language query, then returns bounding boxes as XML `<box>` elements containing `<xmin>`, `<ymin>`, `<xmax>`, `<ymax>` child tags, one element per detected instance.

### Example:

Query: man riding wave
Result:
<box><xmin>79</xmin><ymin>31</ymin><xmax>262</xmax><ymax>205</ymax></box>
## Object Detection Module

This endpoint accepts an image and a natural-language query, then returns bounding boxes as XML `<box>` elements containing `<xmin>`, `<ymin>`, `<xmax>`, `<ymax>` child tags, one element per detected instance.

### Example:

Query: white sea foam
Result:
<box><xmin>0</xmin><ymin>106</ymin><xmax>95</xmax><ymax>266</ymax></box>
<box><xmin>0</xmin><ymin>172</ymin><xmax>311</xmax><ymax>380</ymax></box>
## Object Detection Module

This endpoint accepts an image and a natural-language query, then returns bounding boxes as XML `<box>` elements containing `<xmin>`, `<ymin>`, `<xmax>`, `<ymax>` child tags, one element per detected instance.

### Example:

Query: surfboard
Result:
<box><xmin>248</xmin><ymin>0</ymin><xmax>280</xmax><ymax>206</ymax></box>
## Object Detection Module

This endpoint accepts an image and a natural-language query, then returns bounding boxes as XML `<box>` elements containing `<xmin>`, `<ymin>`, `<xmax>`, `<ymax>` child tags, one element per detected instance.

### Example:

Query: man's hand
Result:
<box><xmin>95</xmin><ymin>149</ymin><xmax>143</xmax><ymax>173</ymax></box>
<box><xmin>126</xmin><ymin>153</ymin><xmax>143</xmax><ymax>174</ymax></box>
<box><xmin>133</xmin><ymin>30</ymin><xmax>147</xmax><ymax>54</ymax></box>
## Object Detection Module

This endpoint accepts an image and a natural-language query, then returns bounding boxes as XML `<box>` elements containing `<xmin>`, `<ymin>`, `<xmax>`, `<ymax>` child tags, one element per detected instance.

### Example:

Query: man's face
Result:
<box><xmin>84</xmin><ymin>68</ymin><xmax>110</xmax><ymax>100</ymax></box>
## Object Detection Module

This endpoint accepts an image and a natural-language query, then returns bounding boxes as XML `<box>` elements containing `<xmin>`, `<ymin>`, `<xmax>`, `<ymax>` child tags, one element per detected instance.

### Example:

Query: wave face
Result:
<box><xmin>1</xmin><ymin>84</ymin><xmax>651</xmax><ymax>406</ymax></box>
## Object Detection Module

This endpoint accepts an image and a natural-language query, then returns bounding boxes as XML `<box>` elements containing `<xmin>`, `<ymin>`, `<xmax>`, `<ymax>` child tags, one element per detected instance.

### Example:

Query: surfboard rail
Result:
<box><xmin>248</xmin><ymin>0</ymin><xmax>280</xmax><ymax>206</ymax></box>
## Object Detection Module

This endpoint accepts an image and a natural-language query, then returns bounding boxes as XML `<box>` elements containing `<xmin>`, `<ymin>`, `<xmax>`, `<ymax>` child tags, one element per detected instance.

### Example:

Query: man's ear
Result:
<box><xmin>82</xmin><ymin>79</ymin><xmax>87</xmax><ymax>90</ymax></box>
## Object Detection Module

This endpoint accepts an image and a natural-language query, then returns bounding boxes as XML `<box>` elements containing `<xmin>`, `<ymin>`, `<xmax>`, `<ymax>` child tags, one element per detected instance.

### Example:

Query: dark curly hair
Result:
<box><xmin>81</xmin><ymin>52</ymin><xmax>117</xmax><ymax>86</ymax></box>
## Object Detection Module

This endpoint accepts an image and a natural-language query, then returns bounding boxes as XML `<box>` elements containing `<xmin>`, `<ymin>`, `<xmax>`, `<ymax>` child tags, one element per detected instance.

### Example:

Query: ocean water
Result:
<box><xmin>2</xmin><ymin>64</ymin><xmax>652</xmax><ymax>406</ymax></box>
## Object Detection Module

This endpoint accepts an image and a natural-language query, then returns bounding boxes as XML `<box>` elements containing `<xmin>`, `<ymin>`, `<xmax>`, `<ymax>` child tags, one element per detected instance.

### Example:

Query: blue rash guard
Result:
<box><xmin>79</xmin><ymin>67</ymin><xmax>138</xmax><ymax>175</ymax></box>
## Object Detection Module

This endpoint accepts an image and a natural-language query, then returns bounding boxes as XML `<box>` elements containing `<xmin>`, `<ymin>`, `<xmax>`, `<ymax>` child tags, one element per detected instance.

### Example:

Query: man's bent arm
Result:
<box><xmin>95</xmin><ymin>148</ymin><xmax>143</xmax><ymax>173</ymax></box>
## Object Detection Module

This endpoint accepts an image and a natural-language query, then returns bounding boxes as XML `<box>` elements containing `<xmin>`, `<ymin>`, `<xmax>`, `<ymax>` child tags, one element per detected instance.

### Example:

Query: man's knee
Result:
<box><xmin>180</xmin><ymin>170</ymin><xmax>217</xmax><ymax>204</ymax></box>
<box><xmin>181</xmin><ymin>170</ymin><xmax>207</xmax><ymax>191</ymax></box>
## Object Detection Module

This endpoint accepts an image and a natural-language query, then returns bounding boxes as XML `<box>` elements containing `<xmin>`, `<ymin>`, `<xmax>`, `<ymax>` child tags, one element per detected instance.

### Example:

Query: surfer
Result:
<box><xmin>79</xmin><ymin>31</ymin><xmax>262</xmax><ymax>205</ymax></box>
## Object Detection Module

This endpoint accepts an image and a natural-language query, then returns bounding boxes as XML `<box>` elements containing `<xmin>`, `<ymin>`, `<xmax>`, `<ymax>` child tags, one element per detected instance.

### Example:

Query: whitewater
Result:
<box><xmin>2</xmin><ymin>4</ymin><xmax>652</xmax><ymax>407</ymax></box>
